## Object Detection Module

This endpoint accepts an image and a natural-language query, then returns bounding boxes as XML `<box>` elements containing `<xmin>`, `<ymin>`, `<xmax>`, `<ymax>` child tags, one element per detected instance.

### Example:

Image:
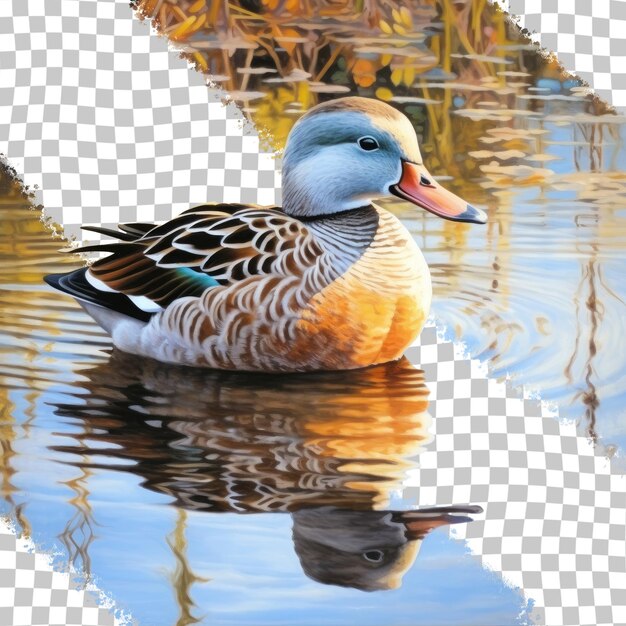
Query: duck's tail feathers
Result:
<box><xmin>80</xmin><ymin>223</ymin><xmax>155</xmax><ymax>242</ymax></box>
<box><xmin>44</xmin><ymin>268</ymin><xmax>152</xmax><ymax>323</ymax></box>
<box><xmin>79</xmin><ymin>225</ymin><xmax>138</xmax><ymax>242</ymax></box>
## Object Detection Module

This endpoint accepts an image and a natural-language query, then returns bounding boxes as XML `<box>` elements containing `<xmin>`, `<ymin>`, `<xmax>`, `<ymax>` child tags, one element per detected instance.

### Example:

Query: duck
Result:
<box><xmin>45</xmin><ymin>97</ymin><xmax>486</xmax><ymax>372</ymax></box>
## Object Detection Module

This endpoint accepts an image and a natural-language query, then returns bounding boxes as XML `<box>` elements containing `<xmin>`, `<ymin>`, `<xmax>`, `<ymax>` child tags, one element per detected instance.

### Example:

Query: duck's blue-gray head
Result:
<box><xmin>281</xmin><ymin>97</ymin><xmax>486</xmax><ymax>224</ymax></box>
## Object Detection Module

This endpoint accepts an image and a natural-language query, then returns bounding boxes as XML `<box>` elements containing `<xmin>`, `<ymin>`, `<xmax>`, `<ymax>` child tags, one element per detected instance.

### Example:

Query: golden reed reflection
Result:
<box><xmin>0</xmin><ymin>164</ymin><xmax>104</xmax><ymax>570</ymax></box>
<box><xmin>58</xmin><ymin>464</ymin><xmax>98</xmax><ymax>580</ymax></box>
<box><xmin>51</xmin><ymin>351</ymin><xmax>480</xmax><ymax>592</ymax></box>
<box><xmin>0</xmin><ymin>386</ymin><xmax>31</xmax><ymax>539</ymax></box>
<box><xmin>133</xmin><ymin>0</ymin><xmax>609</xmax><ymax>160</ymax></box>
<box><xmin>167</xmin><ymin>509</ymin><xmax>210</xmax><ymax>626</ymax></box>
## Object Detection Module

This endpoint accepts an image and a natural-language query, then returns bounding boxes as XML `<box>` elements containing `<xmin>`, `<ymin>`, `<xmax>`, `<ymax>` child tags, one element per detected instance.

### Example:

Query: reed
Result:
<box><xmin>131</xmin><ymin>0</ymin><xmax>544</xmax><ymax>157</ymax></box>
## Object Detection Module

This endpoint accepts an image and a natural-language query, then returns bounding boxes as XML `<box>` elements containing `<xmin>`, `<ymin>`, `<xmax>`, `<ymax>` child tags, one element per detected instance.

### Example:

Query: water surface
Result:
<box><xmin>0</xmin><ymin>172</ymin><xmax>529</xmax><ymax>623</ymax></box>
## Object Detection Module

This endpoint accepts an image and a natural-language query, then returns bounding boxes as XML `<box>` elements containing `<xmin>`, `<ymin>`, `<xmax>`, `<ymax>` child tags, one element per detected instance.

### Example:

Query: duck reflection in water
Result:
<box><xmin>53</xmin><ymin>352</ymin><xmax>482</xmax><ymax>592</ymax></box>
<box><xmin>292</xmin><ymin>506</ymin><xmax>480</xmax><ymax>591</ymax></box>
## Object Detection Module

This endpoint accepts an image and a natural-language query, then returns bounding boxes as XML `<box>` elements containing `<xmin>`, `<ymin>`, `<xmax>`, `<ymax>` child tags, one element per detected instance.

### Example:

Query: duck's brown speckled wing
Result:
<box><xmin>75</xmin><ymin>204</ymin><xmax>324</xmax><ymax>308</ymax></box>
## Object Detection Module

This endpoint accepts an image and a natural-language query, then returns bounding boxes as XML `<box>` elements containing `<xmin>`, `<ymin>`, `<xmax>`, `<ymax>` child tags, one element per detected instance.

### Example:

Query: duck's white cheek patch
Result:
<box><xmin>389</xmin><ymin>159</ymin><xmax>403</xmax><ymax>190</ymax></box>
<box><xmin>311</xmin><ymin>146</ymin><xmax>401</xmax><ymax>204</ymax></box>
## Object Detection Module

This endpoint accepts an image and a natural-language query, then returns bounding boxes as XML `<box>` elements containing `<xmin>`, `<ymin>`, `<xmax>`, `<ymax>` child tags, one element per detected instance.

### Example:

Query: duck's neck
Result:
<box><xmin>303</xmin><ymin>206</ymin><xmax>380</xmax><ymax>273</ymax></box>
<box><xmin>281</xmin><ymin>162</ymin><xmax>374</xmax><ymax>218</ymax></box>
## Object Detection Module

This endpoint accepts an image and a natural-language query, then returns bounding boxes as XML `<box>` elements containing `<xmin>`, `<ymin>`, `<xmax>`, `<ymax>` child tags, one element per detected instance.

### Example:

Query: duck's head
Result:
<box><xmin>282</xmin><ymin>97</ymin><xmax>486</xmax><ymax>224</ymax></box>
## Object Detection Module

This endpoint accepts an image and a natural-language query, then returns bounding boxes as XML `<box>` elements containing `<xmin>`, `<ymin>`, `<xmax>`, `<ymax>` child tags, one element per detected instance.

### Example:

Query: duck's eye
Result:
<box><xmin>358</xmin><ymin>136</ymin><xmax>379</xmax><ymax>151</ymax></box>
<box><xmin>363</xmin><ymin>550</ymin><xmax>385</xmax><ymax>563</ymax></box>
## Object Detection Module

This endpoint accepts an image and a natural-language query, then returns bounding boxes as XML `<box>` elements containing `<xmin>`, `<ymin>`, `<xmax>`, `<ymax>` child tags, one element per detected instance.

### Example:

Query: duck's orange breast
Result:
<box><xmin>300</xmin><ymin>213</ymin><xmax>432</xmax><ymax>370</ymax></box>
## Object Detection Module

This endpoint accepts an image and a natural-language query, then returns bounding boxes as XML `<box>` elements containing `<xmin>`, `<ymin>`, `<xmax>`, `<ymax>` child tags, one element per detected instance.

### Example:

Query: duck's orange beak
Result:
<box><xmin>391</xmin><ymin>161</ymin><xmax>487</xmax><ymax>224</ymax></box>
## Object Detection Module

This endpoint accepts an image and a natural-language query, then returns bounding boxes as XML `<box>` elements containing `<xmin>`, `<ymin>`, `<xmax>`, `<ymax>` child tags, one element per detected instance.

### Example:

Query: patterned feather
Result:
<box><xmin>74</xmin><ymin>204</ymin><xmax>324</xmax><ymax>308</ymax></box>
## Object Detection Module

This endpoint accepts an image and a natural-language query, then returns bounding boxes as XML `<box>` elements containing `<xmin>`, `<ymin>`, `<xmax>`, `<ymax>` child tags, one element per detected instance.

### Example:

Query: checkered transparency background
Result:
<box><xmin>0</xmin><ymin>1</ymin><xmax>625</xmax><ymax>625</ymax></box>
<box><xmin>502</xmin><ymin>0</ymin><xmax>626</xmax><ymax>108</ymax></box>
<box><xmin>0</xmin><ymin>528</ymin><xmax>122</xmax><ymax>626</ymax></box>
<box><xmin>0</xmin><ymin>0</ymin><xmax>280</xmax><ymax>245</ymax></box>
